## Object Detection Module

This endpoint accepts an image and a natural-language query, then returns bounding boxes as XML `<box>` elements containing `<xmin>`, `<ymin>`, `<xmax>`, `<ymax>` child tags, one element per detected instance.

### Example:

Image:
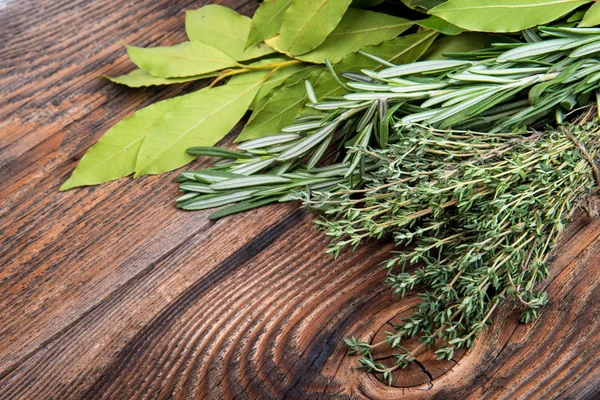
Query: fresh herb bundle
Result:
<box><xmin>174</xmin><ymin>27</ymin><xmax>600</xmax><ymax>385</ymax></box>
<box><xmin>59</xmin><ymin>0</ymin><xmax>600</xmax><ymax>388</ymax></box>
<box><xmin>182</xmin><ymin>111</ymin><xmax>600</xmax><ymax>385</ymax></box>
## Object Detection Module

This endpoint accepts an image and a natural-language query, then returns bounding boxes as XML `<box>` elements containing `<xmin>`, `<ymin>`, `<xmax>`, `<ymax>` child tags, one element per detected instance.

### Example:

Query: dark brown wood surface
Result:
<box><xmin>1</xmin><ymin>1</ymin><xmax>599</xmax><ymax>399</ymax></box>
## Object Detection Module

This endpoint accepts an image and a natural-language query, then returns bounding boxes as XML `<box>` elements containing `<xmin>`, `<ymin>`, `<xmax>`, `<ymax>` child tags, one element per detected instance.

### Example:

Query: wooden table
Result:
<box><xmin>2</xmin><ymin>1</ymin><xmax>599</xmax><ymax>398</ymax></box>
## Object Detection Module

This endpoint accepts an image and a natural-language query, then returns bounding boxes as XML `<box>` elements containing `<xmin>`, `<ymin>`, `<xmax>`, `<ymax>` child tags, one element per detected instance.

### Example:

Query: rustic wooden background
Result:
<box><xmin>1</xmin><ymin>0</ymin><xmax>599</xmax><ymax>399</ymax></box>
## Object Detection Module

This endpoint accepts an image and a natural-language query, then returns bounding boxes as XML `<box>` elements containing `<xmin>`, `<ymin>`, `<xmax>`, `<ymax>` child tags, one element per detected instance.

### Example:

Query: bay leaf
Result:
<box><xmin>127</xmin><ymin>41</ymin><xmax>237</xmax><ymax>78</ymax></box>
<box><xmin>351</xmin><ymin>0</ymin><xmax>385</xmax><ymax>7</ymax></box>
<box><xmin>263</xmin><ymin>36</ymin><xmax>293</xmax><ymax>58</ymax></box>
<box><xmin>185</xmin><ymin>5</ymin><xmax>275</xmax><ymax>61</ymax></box>
<box><xmin>134</xmin><ymin>71</ymin><xmax>268</xmax><ymax>177</ymax></box>
<box><xmin>310</xmin><ymin>70</ymin><xmax>346</xmax><ymax>100</ymax></box>
<box><xmin>401</xmin><ymin>0</ymin><xmax>447</xmax><ymax>12</ymax></box>
<box><xmin>340</xmin><ymin>30</ymin><xmax>440</xmax><ymax>70</ymax></box>
<box><xmin>60</xmin><ymin>95</ymin><xmax>185</xmax><ymax>190</ymax></box>
<box><xmin>246</xmin><ymin>0</ymin><xmax>294</xmax><ymax>49</ymax></box>
<box><xmin>267</xmin><ymin>9</ymin><xmax>413</xmax><ymax>64</ymax></box>
<box><xmin>299</xmin><ymin>31</ymin><xmax>439</xmax><ymax>111</ymax></box>
<box><xmin>430</xmin><ymin>0</ymin><xmax>591</xmax><ymax>33</ymax></box>
<box><xmin>568</xmin><ymin>10</ymin><xmax>587</xmax><ymax>22</ymax></box>
<box><xmin>422</xmin><ymin>32</ymin><xmax>490</xmax><ymax>60</ymax></box>
<box><xmin>103</xmin><ymin>69</ymin><xmax>216</xmax><ymax>88</ymax></box>
<box><xmin>417</xmin><ymin>16</ymin><xmax>463</xmax><ymax>35</ymax></box>
<box><xmin>580</xmin><ymin>2</ymin><xmax>600</xmax><ymax>27</ymax></box>
<box><xmin>251</xmin><ymin>62</ymin><xmax>312</xmax><ymax>109</ymax></box>
<box><xmin>278</xmin><ymin>0</ymin><xmax>353</xmax><ymax>55</ymax></box>
<box><xmin>236</xmin><ymin>68</ymin><xmax>324</xmax><ymax>142</ymax></box>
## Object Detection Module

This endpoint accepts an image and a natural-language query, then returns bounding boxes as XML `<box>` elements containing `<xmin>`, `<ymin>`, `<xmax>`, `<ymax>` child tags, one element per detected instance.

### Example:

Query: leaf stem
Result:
<box><xmin>209</xmin><ymin>60</ymin><xmax>303</xmax><ymax>88</ymax></box>
<box><xmin>239</xmin><ymin>59</ymin><xmax>303</xmax><ymax>71</ymax></box>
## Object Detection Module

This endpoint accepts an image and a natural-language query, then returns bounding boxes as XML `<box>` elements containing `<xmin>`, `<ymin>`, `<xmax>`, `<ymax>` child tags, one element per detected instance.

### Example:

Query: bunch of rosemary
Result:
<box><xmin>176</xmin><ymin>26</ymin><xmax>600</xmax><ymax>216</ymax></box>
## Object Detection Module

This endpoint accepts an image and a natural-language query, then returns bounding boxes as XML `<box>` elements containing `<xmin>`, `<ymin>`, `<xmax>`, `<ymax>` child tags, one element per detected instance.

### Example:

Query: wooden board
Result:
<box><xmin>1</xmin><ymin>0</ymin><xmax>599</xmax><ymax>398</ymax></box>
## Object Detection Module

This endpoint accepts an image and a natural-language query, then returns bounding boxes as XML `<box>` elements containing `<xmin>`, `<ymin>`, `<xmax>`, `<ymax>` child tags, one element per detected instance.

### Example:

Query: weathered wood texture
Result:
<box><xmin>1</xmin><ymin>1</ymin><xmax>599</xmax><ymax>399</ymax></box>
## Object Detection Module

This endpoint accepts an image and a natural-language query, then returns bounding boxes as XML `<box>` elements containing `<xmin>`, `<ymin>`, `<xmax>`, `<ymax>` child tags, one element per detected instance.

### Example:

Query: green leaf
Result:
<box><xmin>103</xmin><ymin>69</ymin><xmax>216</xmax><ymax>88</ymax></box>
<box><xmin>186</xmin><ymin>147</ymin><xmax>253</xmax><ymax>159</ymax></box>
<box><xmin>299</xmin><ymin>31</ymin><xmax>440</xmax><ymax>111</ymax></box>
<box><xmin>263</xmin><ymin>36</ymin><xmax>293</xmax><ymax>58</ymax></box>
<box><xmin>242</xmin><ymin>31</ymin><xmax>439</xmax><ymax>142</ymax></box>
<box><xmin>251</xmin><ymin>62</ymin><xmax>312</xmax><ymax>109</ymax></box>
<box><xmin>422</xmin><ymin>32</ymin><xmax>489</xmax><ymax>60</ymax></box>
<box><xmin>401</xmin><ymin>0</ymin><xmax>447</xmax><ymax>12</ymax></box>
<box><xmin>310</xmin><ymin>69</ymin><xmax>346</xmax><ymax>100</ymax></box>
<box><xmin>60</xmin><ymin>95</ymin><xmax>185</xmax><ymax>190</ymax></box>
<box><xmin>127</xmin><ymin>41</ymin><xmax>237</xmax><ymax>78</ymax></box>
<box><xmin>277</xmin><ymin>121</ymin><xmax>340</xmax><ymax>161</ymax></box>
<box><xmin>417</xmin><ymin>16</ymin><xmax>464</xmax><ymax>35</ymax></box>
<box><xmin>580</xmin><ymin>2</ymin><xmax>600</xmax><ymax>27</ymax></box>
<box><xmin>568</xmin><ymin>10</ymin><xmax>587</xmax><ymax>22</ymax></box>
<box><xmin>188</xmin><ymin>169</ymin><xmax>246</xmax><ymax>183</ymax></box>
<box><xmin>236</xmin><ymin>68</ymin><xmax>324</xmax><ymax>142</ymax></box>
<box><xmin>267</xmin><ymin>9</ymin><xmax>413</xmax><ymax>63</ymax></box>
<box><xmin>358</xmin><ymin>30</ymin><xmax>440</xmax><ymax>66</ymax></box>
<box><xmin>134</xmin><ymin>71</ymin><xmax>268</xmax><ymax>176</ymax></box>
<box><xmin>210</xmin><ymin>175</ymin><xmax>291</xmax><ymax>190</ymax></box>
<box><xmin>430</xmin><ymin>0</ymin><xmax>592</xmax><ymax>33</ymax></box>
<box><xmin>278</xmin><ymin>0</ymin><xmax>353</xmax><ymax>55</ymax></box>
<box><xmin>352</xmin><ymin>0</ymin><xmax>385</xmax><ymax>7</ymax></box>
<box><xmin>301</xmin><ymin>31</ymin><xmax>440</xmax><ymax>100</ymax></box>
<box><xmin>185</xmin><ymin>5</ymin><xmax>275</xmax><ymax>61</ymax></box>
<box><xmin>181</xmin><ymin>190</ymin><xmax>257</xmax><ymax>211</ymax></box>
<box><xmin>246</xmin><ymin>0</ymin><xmax>294</xmax><ymax>49</ymax></box>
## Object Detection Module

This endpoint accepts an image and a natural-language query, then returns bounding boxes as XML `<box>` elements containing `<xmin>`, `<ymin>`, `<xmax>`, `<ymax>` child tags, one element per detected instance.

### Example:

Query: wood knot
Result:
<box><xmin>580</xmin><ymin>189</ymin><xmax>600</xmax><ymax>218</ymax></box>
<box><xmin>367</xmin><ymin>303</ymin><xmax>467</xmax><ymax>389</ymax></box>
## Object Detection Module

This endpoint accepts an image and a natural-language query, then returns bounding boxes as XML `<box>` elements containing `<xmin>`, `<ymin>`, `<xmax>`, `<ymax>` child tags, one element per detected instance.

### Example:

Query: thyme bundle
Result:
<box><xmin>310</xmin><ymin>116</ymin><xmax>600</xmax><ymax>382</ymax></box>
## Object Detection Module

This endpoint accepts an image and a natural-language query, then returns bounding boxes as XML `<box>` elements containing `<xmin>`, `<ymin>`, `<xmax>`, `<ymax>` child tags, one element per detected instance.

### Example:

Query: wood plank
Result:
<box><xmin>1</xmin><ymin>0</ymin><xmax>599</xmax><ymax>398</ymax></box>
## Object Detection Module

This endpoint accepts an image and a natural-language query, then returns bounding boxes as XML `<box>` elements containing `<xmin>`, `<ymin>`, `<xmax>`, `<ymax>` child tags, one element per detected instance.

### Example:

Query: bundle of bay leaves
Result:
<box><xmin>61</xmin><ymin>0</ymin><xmax>600</xmax><ymax>190</ymax></box>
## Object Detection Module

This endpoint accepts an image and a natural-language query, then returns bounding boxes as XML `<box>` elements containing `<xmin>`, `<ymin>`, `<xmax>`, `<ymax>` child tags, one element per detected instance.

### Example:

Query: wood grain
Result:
<box><xmin>1</xmin><ymin>0</ymin><xmax>599</xmax><ymax>399</ymax></box>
